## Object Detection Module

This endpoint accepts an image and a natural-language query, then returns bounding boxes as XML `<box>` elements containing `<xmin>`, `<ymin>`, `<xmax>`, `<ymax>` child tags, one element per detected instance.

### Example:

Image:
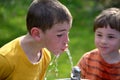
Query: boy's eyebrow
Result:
<box><xmin>96</xmin><ymin>31</ymin><xmax>116</xmax><ymax>35</ymax></box>
<box><xmin>108</xmin><ymin>34</ymin><xmax>115</xmax><ymax>36</ymax></box>
<box><xmin>57</xmin><ymin>29</ymin><xmax>67</xmax><ymax>32</ymax></box>
<box><xmin>96</xmin><ymin>31</ymin><xmax>102</xmax><ymax>33</ymax></box>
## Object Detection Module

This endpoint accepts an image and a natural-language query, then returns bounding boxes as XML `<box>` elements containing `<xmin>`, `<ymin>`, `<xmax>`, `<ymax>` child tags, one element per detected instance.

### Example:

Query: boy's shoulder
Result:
<box><xmin>0</xmin><ymin>36</ymin><xmax>23</xmax><ymax>57</ymax></box>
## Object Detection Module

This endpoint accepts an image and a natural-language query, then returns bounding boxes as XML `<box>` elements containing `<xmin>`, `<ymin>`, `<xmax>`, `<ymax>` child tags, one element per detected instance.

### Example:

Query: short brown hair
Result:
<box><xmin>94</xmin><ymin>8</ymin><xmax>120</xmax><ymax>32</ymax></box>
<box><xmin>26</xmin><ymin>0</ymin><xmax>72</xmax><ymax>34</ymax></box>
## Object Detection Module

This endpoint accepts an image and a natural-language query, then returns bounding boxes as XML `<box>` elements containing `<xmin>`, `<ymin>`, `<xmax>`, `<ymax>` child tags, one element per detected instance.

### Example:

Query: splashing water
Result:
<box><xmin>65</xmin><ymin>48</ymin><xmax>73</xmax><ymax>69</ymax></box>
<box><xmin>45</xmin><ymin>55</ymin><xmax>59</xmax><ymax>80</ymax></box>
<box><xmin>45</xmin><ymin>49</ymin><xmax>73</xmax><ymax>80</ymax></box>
<box><xmin>50</xmin><ymin>55</ymin><xmax>59</xmax><ymax>77</ymax></box>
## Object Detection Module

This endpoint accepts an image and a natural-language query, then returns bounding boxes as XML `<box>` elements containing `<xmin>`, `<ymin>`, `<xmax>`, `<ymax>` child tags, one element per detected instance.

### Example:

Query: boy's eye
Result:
<box><xmin>97</xmin><ymin>34</ymin><xmax>102</xmax><ymax>37</ymax></box>
<box><xmin>108</xmin><ymin>35</ymin><xmax>115</xmax><ymax>39</ymax></box>
<box><xmin>57</xmin><ymin>34</ymin><xmax>63</xmax><ymax>37</ymax></box>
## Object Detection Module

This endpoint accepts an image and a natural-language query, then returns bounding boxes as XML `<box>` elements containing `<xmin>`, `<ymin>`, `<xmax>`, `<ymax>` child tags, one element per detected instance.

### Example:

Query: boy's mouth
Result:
<box><xmin>62</xmin><ymin>47</ymin><xmax>68</xmax><ymax>52</ymax></box>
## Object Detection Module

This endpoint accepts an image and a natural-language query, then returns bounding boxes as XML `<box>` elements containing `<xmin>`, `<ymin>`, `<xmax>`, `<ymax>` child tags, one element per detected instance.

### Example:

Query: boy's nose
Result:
<box><xmin>65</xmin><ymin>35</ymin><xmax>69</xmax><ymax>43</ymax></box>
<box><xmin>101</xmin><ymin>38</ymin><xmax>107</xmax><ymax>44</ymax></box>
<box><xmin>63</xmin><ymin>35</ymin><xmax>69</xmax><ymax>46</ymax></box>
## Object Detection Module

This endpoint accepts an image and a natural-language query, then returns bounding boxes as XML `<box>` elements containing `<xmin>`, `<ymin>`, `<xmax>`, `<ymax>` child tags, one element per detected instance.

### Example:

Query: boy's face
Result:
<box><xmin>95</xmin><ymin>26</ymin><xmax>120</xmax><ymax>55</ymax></box>
<box><xmin>42</xmin><ymin>22</ymin><xmax>71</xmax><ymax>56</ymax></box>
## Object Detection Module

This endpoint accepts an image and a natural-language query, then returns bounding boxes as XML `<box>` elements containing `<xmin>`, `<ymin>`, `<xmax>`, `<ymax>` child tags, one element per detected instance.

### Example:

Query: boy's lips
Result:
<box><xmin>62</xmin><ymin>46</ymin><xmax>68</xmax><ymax>51</ymax></box>
<box><xmin>60</xmin><ymin>44</ymin><xmax>68</xmax><ymax>52</ymax></box>
<box><xmin>62</xmin><ymin>49</ymin><xmax>66</xmax><ymax>51</ymax></box>
<box><xmin>100</xmin><ymin>46</ymin><xmax>108</xmax><ymax>50</ymax></box>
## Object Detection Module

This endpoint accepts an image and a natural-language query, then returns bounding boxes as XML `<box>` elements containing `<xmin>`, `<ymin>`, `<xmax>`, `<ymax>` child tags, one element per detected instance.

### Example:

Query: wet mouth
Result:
<box><xmin>62</xmin><ymin>46</ymin><xmax>68</xmax><ymax>51</ymax></box>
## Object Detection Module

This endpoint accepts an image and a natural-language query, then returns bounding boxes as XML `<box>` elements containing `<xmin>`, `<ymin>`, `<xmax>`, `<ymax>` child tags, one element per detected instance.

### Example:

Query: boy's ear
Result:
<box><xmin>30</xmin><ymin>27</ymin><xmax>42</xmax><ymax>41</ymax></box>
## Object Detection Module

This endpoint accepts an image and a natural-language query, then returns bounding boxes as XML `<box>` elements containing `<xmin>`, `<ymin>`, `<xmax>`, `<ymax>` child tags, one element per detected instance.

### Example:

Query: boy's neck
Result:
<box><xmin>101</xmin><ymin>50</ymin><xmax>120</xmax><ymax>64</ymax></box>
<box><xmin>20</xmin><ymin>34</ymin><xmax>42</xmax><ymax>63</ymax></box>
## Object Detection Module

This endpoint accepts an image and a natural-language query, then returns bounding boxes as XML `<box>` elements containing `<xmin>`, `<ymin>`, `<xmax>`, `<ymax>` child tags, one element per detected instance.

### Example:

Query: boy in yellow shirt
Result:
<box><xmin>0</xmin><ymin>0</ymin><xmax>73</xmax><ymax>80</ymax></box>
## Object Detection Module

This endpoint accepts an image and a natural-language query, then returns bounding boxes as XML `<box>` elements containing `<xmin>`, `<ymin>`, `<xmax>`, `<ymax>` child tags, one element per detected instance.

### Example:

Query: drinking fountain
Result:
<box><xmin>56</xmin><ymin>66</ymin><xmax>81</xmax><ymax>80</ymax></box>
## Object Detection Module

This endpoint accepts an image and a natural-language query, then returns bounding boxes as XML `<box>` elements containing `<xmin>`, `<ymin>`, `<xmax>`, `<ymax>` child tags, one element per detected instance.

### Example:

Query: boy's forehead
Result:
<box><xmin>96</xmin><ymin>27</ymin><xmax>120</xmax><ymax>34</ymax></box>
<box><xmin>52</xmin><ymin>22</ymin><xmax>71</xmax><ymax>30</ymax></box>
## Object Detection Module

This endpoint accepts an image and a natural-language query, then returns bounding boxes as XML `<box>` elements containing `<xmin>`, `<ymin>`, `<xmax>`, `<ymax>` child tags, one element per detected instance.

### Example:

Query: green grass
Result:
<box><xmin>0</xmin><ymin>0</ymin><xmax>101</xmax><ymax>79</ymax></box>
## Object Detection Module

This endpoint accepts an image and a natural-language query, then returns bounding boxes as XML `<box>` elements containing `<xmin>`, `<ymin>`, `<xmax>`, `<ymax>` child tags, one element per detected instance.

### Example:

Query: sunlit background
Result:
<box><xmin>0</xmin><ymin>0</ymin><xmax>119</xmax><ymax>79</ymax></box>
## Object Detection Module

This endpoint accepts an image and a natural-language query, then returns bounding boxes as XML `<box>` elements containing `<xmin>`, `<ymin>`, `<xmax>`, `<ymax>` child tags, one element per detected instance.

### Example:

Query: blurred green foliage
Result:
<box><xmin>0</xmin><ymin>0</ymin><xmax>119</xmax><ymax>79</ymax></box>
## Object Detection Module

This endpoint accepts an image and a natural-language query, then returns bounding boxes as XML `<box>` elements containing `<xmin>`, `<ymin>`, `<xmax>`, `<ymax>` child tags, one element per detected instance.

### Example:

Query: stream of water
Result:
<box><xmin>45</xmin><ymin>48</ymin><xmax>73</xmax><ymax>80</ymax></box>
<box><xmin>65</xmin><ymin>48</ymin><xmax>73</xmax><ymax>69</ymax></box>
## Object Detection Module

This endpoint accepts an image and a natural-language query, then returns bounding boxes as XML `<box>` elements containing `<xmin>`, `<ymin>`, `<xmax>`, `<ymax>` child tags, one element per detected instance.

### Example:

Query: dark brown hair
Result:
<box><xmin>26</xmin><ymin>0</ymin><xmax>72</xmax><ymax>34</ymax></box>
<box><xmin>94</xmin><ymin>8</ymin><xmax>120</xmax><ymax>32</ymax></box>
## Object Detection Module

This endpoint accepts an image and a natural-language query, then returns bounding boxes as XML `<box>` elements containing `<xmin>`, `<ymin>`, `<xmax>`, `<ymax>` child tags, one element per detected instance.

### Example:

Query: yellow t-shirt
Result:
<box><xmin>0</xmin><ymin>37</ymin><xmax>51</xmax><ymax>80</ymax></box>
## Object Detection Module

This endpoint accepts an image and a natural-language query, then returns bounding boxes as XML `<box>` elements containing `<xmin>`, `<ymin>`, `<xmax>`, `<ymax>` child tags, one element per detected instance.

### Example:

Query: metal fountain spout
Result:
<box><xmin>71</xmin><ymin>66</ymin><xmax>81</xmax><ymax>80</ymax></box>
<box><xmin>55</xmin><ymin>66</ymin><xmax>81</xmax><ymax>80</ymax></box>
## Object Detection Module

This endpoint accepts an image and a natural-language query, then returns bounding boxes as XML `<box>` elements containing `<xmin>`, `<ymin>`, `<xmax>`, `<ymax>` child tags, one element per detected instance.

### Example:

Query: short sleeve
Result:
<box><xmin>0</xmin><ymin>55</ymin><xmax>13</xmax><ymax>79</ymax></box>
